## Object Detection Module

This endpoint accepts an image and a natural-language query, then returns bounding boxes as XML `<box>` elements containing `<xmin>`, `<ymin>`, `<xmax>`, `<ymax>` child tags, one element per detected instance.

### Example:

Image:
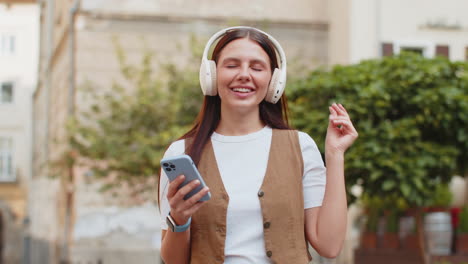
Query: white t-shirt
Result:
<box><xmin>159</xmin><ymin>126</ymin><xmax>326</xmax><ymax>264</ymax></box>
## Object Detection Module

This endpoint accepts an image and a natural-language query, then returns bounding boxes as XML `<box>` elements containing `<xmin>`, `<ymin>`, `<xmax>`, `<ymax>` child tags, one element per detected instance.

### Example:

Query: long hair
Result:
<box><xmin>181</xmin><ymin>28</ymin><xmax>292</xmax><ymax>165</ymax></box>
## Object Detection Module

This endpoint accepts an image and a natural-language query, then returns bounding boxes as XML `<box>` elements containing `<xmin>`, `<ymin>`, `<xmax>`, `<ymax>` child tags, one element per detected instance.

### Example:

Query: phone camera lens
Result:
<box><xmin>163</xmin><ymin>163</ymin><xmax>169</xmax><ymax>167</ymax></box>
<box><xmin>170</xmin><ymin>165</ymin><xmax>175</xmax><ymax>169</ymax></box>
<box><xmin>165</xmin><ymin>168</ymin><xmax>172</xmax><ymax>172</ymax></box>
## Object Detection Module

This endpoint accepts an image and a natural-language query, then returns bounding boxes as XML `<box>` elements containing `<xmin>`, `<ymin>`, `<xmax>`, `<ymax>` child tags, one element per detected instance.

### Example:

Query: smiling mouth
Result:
<box><xmin>231</xmin><ymin>87</ymin><xmax>254</xmax><ymax>93</ymax></box>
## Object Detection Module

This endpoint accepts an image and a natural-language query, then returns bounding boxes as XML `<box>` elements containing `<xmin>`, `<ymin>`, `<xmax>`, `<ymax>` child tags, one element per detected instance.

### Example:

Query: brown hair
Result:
<box><xmin>181</xmin><ymin>28</ymin><xmax>292</xmax><ymax>165</ymax></box>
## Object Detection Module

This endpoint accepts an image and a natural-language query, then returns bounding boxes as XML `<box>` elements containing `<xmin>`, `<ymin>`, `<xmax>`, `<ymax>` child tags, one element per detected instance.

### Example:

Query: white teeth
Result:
<box><xmin>232</xmin><ymin>88</ymin><xmax>253</xmax><ymax>93</ymax></box>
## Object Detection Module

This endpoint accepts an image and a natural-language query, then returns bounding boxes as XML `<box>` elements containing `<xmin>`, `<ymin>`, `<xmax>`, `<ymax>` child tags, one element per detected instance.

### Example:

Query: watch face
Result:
<box><xmin>166</xmin><ymin>214</ymin><xmax>191</xmax><ymax>232</ymax></box>
<box><xmin>166</xmin><ymin>215</ymin><xmax>175</xmax><ymax>232</ymax></box>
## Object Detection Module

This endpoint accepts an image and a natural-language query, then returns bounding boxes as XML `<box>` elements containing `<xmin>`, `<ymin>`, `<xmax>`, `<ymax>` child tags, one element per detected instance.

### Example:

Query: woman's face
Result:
<box><xmin>216</xmin><ymin>37</ymin><xmax>272</xmax><ymax>112</ymax></box>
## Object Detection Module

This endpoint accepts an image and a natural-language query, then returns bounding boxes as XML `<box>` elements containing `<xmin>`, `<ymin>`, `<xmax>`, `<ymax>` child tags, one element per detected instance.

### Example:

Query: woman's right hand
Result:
<box><xmin>166</xmin><ymin>175</ymin><xmax>210</xmax><ymax>226</ymax></box>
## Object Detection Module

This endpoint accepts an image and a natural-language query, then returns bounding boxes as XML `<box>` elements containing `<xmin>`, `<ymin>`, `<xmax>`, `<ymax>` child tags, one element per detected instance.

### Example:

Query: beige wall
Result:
<box><xmin>349</xmin><ymin>0</ymin><xmax>379</xmax><ymax>63</ymax></box>
<box><xmin>31</xmin><ymin>0</ymin><xmax>74</xmax><ymax>262</ymax></box>
<box><xmin>74</xmin><ymin>15</ymin><xmax>329</xmax><ymax>88</ymax></box>
<box><xmin>328</xmin><ymin>0</ymin><xmax>351</xmax><ymax>66</ymax></box>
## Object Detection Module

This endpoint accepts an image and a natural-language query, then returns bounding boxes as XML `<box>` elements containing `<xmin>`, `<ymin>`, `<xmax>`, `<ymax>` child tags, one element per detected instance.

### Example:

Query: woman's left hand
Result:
<box><xmin>325</xmin><ymin>103</ymin><xmax>358</xmax><ymax>155</ymax></box>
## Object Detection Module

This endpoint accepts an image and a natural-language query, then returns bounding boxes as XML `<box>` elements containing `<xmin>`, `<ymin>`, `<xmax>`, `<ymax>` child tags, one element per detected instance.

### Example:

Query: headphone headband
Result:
<box><xmin>199</xmin><ymin>26</ymin><xmax>287</xmax><ymax>104</ymax></box>
<box><xmin>201</xmin><ymin>26</ymin><xmax>287</xmax><ymax>75</ymax></box>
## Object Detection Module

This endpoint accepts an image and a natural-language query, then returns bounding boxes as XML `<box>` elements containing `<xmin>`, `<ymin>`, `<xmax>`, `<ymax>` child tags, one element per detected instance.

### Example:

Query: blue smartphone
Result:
<box><xmin>160</xmin><ymin>154</ymin><xmax>211</xmax><ymax>202</ymax></box>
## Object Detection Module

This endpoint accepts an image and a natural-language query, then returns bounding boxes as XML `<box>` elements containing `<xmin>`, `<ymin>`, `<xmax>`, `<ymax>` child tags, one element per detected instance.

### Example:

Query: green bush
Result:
<box><xmin>458</xmin><ymin>206</ymin><xmax>468</xmax><ymax>234</ymax></box>
<box><xmin>385</xmin><ymin>210</ymin><xmax>399</xmax><ymax>234</ymax></box>
<box><xmin>289</xmin><ymin>53</ymin><xmax>468</xmax><ymax>207</ymax></box>
<box><xmin>427</xmin><ymin>183</ymin><xmax>453</xmax><ymax>209</ymax></box>
<box><xmin>56</xmin><ymin>37</ymin><xmax>203</xmax><ymax>197</ymax></box>
<box><xmin>366</xmin><ymin>210</ymin><xmax>379</xmax><ymax>233</ymax></box>
<box><xmin>361</xmin><ymin>194</ymin><xmax>383</xmax><ymax>233</ymax></box>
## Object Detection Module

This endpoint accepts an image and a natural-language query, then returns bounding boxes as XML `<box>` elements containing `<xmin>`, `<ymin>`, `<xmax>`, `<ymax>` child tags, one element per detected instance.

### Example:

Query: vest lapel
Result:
<box><xmin>187</xmin><ymin>138</ymin><xmax>229</xmax><ymax>263</ymax></box>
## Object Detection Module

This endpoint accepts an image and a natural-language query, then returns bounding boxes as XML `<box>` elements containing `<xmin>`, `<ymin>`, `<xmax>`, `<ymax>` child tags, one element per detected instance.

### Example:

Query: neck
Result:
<box><xmin>216</xmin><ymin>104</ymin><xmax>264</xmax><ymax>136</ymax></box>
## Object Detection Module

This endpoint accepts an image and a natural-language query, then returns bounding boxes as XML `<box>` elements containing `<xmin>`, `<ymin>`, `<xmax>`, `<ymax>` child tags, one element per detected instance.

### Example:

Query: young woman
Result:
<box><xmin>159</xmin><ymin>27</ymin><xmax>358</xmax><ymax>264</ymax></box>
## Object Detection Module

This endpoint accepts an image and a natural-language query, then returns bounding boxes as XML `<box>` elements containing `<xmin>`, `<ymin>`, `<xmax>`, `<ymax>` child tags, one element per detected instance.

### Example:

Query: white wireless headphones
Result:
<box><xmin>199</xmin><ymin>26</ymin><xmax>287</xmax><ymax>104</ymax></box>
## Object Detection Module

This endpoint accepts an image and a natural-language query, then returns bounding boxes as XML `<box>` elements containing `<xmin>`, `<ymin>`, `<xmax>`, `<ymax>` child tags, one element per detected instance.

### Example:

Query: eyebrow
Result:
<box><xmin>221</xmin><ymin>57</ymin><xmax>269</xmax><ymax>66</ymax></box>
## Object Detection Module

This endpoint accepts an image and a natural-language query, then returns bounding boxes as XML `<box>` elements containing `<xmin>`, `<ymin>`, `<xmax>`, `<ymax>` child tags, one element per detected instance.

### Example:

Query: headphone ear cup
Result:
<box><xmin>199</xmin><ymin>60</ymin><xmax>218</xmax><ymax>96</ymax></box>
<box><xmin>266</xmin><ymin>68</ymin><xmax>283</xmax><ymax>104</ymax></box>
<box><xmin>208</xmin><ymin>60</ymin><xmax>217</xmax><ymax>95</ymax></box>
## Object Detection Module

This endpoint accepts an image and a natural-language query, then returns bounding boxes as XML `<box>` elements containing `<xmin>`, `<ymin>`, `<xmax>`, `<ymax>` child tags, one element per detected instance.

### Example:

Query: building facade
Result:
<box><xmin>329</xmin><ymin>0</ymin><xmax>468</xmax><ymax>64</ymax></box>
<box><xmin>0</xmin><ymin>0</ymin><xmax>38</xmax><ymax>263</ymax></box>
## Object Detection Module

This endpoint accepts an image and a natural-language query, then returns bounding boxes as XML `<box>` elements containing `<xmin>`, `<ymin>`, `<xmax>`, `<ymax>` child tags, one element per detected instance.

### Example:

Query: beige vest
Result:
<box><xmin>187</xmin><ymin>129</ymin><xmax>312</xmax><ymax>264</ymax></box>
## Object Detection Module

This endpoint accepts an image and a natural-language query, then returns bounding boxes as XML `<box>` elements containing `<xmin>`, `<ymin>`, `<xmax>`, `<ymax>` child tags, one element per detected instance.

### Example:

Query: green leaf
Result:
<box><xmin>382</xmin><ymin>180</ymin><xmax>395</xmax><ymax>191</ymax></box>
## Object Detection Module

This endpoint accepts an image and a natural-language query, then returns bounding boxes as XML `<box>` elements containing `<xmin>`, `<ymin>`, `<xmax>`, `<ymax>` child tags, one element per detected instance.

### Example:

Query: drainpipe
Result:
<box><xmin>61</xmin><ymin>1</ymin><xmax>80</xmax><ymax>263</ymax></box>
<box><xmin>44</xmin><ymin>0</ymin><xmax>54</xmax><ymax>168</ymax></box>
<box><xmin>68</xmin><ymin>0</ymin><xmax>79</xmax><ymax>116</ymax></box>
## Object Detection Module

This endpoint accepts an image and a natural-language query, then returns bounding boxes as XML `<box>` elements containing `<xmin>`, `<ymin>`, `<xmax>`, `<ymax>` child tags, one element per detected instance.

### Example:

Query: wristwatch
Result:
<box><xmin>166</xmin><ymin>213</ymin><xmax>191</xmax><ymax>232</ymax></box>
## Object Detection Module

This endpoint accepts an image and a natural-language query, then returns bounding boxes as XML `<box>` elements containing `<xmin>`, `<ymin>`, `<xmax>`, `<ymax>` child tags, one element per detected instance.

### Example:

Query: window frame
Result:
<box><xmin>0</xmin><ymin>82</ymin><xmax>14</xmax><ymax>104</ymax></box>
<box><xmin>393</xmin><ymin>40</ymin><xmax>435</xmax><ymax>58</ymax></box>
<box><xmin>0</xmin><ymin>33</ymin><xmax>16</xmax><ymax>56</ymax></box>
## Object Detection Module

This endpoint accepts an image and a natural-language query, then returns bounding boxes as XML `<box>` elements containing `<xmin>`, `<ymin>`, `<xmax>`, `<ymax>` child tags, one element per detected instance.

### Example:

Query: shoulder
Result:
<box><xmin>273</xmin><ymin>129</ymin><xmax>319</xmax><ymax>150</ymax></box>
<box><xmin>163</xmin><ymin>139</ymin><xmax>186</xmax><ymax>158</ymax></box>
<box><xmin>297</xmin><ymin>131</ymin><xmax>320</xmax><ymax>152</ymax></box>
<box><xmin>296</xmin><ymin>131</ymin><xmax>325</xmax><ymax>169</ymax></box>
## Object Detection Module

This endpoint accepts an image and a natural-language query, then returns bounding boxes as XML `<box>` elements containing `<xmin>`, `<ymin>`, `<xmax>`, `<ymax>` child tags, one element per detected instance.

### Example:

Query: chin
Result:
<box><xmin>224</xmin><ymin>100</ymin><xmax>261</xmax><ymax>112</ymax></box>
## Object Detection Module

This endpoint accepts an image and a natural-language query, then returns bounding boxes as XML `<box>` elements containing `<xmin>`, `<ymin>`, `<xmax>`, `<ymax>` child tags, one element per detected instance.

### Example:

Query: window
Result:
<box><xmin>0</xmin><ymin>34</ymin><xmax>15</xmax><ymax>55</ymax></box>
<box><xmin>381</xmin><ymin>43</ymin><xmax>394</xmax><ymax>56</ymax></box>
<box><xmin>401</xmin><ymin>47</ymin><xmax>424</xmax><ymax>56</ymax></box>
<box><xmin>0</xmin><ymin>138</ymin><xmax>14</xmax><ymax>182</ymax></box>
<box><xmin>1</xmin><ymin>82</ymin><xmax>14</xmax><ymax>104</ymax></box>
<box><xmin>393</xmin><ymin>41</ymin><xmax>435</xmax><ymax>58</ymax></box>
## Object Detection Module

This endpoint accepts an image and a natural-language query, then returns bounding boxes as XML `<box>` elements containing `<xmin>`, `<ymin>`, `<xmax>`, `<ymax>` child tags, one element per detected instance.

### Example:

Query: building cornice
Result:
<box><xmin>78</xmin><ymin>11</ymin><xmax>328</xmax><ymax>31</ymax></box>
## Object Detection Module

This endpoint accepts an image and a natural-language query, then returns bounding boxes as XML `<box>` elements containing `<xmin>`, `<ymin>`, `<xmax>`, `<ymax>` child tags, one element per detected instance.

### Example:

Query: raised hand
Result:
<box><xmin>325</xmin><ymin>103</ymin><xmax>358</xmax><ymax>155</ymax></box>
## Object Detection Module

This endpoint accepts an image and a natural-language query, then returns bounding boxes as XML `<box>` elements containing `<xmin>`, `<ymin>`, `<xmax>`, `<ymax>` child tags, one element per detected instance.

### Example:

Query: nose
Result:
<box><xmin>237</xmin><ymin>65</ymin><xmax>251</xmax><ymax>82</ymax></box>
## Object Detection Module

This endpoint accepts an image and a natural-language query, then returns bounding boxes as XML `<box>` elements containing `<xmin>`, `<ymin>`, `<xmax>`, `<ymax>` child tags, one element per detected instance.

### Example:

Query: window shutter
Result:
<box><xmin>382</xmin><ymin>43</ymin><xmax>393</xmax><ymax>57</ymax></box>
<box><xmin>435</xmin><ymin>45</ymin><xmax>449</xmax><ymax>58</ymax></box>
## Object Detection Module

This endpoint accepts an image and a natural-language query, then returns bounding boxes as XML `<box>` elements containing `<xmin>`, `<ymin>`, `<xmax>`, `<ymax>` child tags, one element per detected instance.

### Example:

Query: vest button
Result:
<box><xmin>258</xmin><ymin>190</ymin><xmax>264</xmax><ymax>197</ymax></box>
<box><xmin>263</xmin><ymin>222</ymin><xmax>271</xmax><ymax>229</ymax></box>
<box><xmin>266</xmin><ymin>251</ymin><xmax>272</xmax><ymax>257</ymax></box>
